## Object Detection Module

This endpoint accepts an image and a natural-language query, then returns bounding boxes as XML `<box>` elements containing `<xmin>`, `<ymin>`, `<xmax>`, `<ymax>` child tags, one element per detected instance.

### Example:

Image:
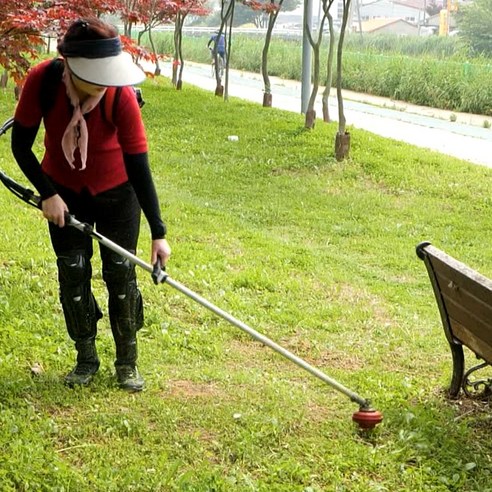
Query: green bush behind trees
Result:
<box><xmin>148</xmin><ymin>32</ymin><xmax>492</xmax><ymax>115</ymax></box>
<box><xmin>457</xmin><ymin>0</ymin><xmax>492</xmax><ymax>55</ymax></box>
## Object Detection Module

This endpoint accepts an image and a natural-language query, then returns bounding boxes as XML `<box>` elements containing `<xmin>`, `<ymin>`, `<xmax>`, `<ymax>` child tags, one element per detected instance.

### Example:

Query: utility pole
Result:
<box><xmin>301</xmin><ymin>0</ymin><xmax>313</xmax><ymax>113</ymax></box>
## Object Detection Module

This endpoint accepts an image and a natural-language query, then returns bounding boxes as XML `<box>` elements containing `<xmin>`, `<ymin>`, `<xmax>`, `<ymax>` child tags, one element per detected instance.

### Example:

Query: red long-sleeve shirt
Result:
<box><xmin>14</xmin><ymin>59</ymin><xmax>148</xmax><ymax>195</ymax></box>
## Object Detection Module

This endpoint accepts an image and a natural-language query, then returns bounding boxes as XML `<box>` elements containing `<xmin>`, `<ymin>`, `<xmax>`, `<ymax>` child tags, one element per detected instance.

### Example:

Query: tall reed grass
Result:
<box><xmin>146</xmin><ymin>31</ymin><xmax>492</xmax><ymax>115</ymax></box>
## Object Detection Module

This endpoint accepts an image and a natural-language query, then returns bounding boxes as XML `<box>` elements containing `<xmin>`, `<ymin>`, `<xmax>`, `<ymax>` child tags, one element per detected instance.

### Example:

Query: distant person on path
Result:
<box><xmin>207</xmin><ymin>31</ymin><xmax>226</xmax><ymax>63</ymax></box>
<box><xmin>11</xmin><ymin>17</ymin><xmax>171</xmax><ymax>392</ymax></box>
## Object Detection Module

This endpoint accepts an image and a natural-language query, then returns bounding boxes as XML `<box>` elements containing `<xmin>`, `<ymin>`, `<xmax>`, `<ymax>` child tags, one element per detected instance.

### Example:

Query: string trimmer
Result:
<box><xmin>0</xmin><ymin>116</ymin><xmax>383</xmax><ymax>429</ymax></box>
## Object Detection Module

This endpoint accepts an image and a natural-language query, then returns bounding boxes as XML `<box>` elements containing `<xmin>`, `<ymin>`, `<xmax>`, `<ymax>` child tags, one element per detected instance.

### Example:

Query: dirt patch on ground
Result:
<box><xmin>279</xmin><ymin>334</ymin><xmax>365</xmax><ymax>372</ymax></box>
<box><xmin>223</xmin><ymin>338</ymin><xmax>277</xmax><ymax>368</ymax></box>
<box><xmin>449</xmin><ymin>397</ymin><xmax>492</xmax><ymax>421</ymax></box>
<box><xmin>167</xmin><ymin>379</ymin><xmax>223</xmax><ymax>400</ymax></box>
<box><xmin>222</xmin><ymin>331</ymin><xmax>365</xmax><ymax>376</ymax></box>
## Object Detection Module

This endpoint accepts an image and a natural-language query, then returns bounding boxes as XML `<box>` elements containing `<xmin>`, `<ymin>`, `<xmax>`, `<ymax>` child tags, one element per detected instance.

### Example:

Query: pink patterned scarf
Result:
<box><xmin>61</xmin><ymin>68</ymin><xmax>106</xmax><ymax>170</ymax></box>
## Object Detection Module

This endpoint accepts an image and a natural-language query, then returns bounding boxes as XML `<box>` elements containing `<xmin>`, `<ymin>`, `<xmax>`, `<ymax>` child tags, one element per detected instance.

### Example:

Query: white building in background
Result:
<box><xmin>358</xmin><ymin>0</ymin><xmax>427</xmax><ymax>24</ymax></box>
<box><xmin>275</xmin><ymin>0</ymin><xmax>340</xmax><ymax>30</ymax></box>
<box><xmin>354</xmin><ymin>17</ymin><xmax>420</xmax><ymax>34</ymax></box>
<box><xmin>275</xmin><ymin>0</ymin><xmax>430</xmax><ymax>32</ymax></box>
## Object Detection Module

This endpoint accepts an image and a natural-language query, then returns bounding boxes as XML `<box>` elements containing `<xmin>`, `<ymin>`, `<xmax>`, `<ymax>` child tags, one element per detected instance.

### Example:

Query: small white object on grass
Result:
<box><xmin>30</xmin><ymin>362</ymin><xmax>44</xmax><ymax>376</ymax></box>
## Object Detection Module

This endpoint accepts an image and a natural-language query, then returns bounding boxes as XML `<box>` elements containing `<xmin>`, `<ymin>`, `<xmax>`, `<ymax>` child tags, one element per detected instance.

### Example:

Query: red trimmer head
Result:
<box><xmin>352</xmin><ymin>407</ymin><xmax>384</xmax><ymax>429</ymax></box>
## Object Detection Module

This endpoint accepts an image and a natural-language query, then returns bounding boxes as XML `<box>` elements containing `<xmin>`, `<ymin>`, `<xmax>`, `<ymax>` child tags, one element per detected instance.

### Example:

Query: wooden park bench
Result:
<box><xmin>417</xmin><ymin>241</ymin><xmax>492</xmax><ymax>399</ymax></box>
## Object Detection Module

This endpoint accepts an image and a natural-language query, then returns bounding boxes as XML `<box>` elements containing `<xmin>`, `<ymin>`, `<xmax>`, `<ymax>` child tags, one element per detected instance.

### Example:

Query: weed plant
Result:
<box><xmin>149</xmin><ymin>32</ymin><xmax>492</xmax><ymax>115</ymax></box>
<box><xmin>1</xmin><ymin>78</ymin><xmax>492</xmax><ymax>490</ymax></box>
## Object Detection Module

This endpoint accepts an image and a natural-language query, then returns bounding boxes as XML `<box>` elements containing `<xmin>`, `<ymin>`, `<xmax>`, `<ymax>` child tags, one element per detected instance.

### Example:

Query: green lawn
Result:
<box><xmin>1</xmin><ymin>77</ymin><xmax>492</xmax><ymax>491</ymax></box>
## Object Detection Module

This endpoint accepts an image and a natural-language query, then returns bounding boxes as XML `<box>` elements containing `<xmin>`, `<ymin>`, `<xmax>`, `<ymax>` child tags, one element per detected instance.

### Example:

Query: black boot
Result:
<box><xmin>65</xmin><ymin>337</ymin><xmax>100</xmax><ymax>386</ymax></box>
<box><xmin>114</xmin><ymin>338</ymin><xmax>145</xmax><ymax>392</ymax></box>
<box><xmin>115</xmin><ymin>364</ymin><xmax>144</xmax><ymax>392</ymax></box>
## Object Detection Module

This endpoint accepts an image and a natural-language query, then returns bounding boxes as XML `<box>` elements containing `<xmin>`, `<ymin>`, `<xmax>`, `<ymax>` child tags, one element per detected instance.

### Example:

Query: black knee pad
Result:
<box><xmin>103</xmin><ymin>252</ymin><xmax>136</xmax><ymax>293</ymax></box>
<box><xmin>57</xmin><ymin>253</ymin><xmax>91</xmax><ymax>292</ymax></box>
<box><xmin>56</xmin><ymin>253</ymin><xmax>101</xmax><ymax>341</ymax></box>
<box><xmin>103</xmin><ymin>252</ymin><xmax>143</xmax><ymax>336</ymax></box>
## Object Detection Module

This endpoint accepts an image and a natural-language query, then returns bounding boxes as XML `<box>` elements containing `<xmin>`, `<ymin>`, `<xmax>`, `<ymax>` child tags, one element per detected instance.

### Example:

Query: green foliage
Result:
<box><xmin>457</xmin><ymin>0</ymin><xmax>492</xmax><ymax>55</ymax></box>
<box><xmin>343</xmin><ymin>32</ymin><xmax>465</xmax><ymax>58</ymax></box>
<box><xmin>341</xmin><ymin>53</ymin><xmax>492</xmax><ymax>114</ymax></box>
<box><xmin>2</xmin><ymin>78</ymin><xmax>492</xmax><ymax>489</ymax></box>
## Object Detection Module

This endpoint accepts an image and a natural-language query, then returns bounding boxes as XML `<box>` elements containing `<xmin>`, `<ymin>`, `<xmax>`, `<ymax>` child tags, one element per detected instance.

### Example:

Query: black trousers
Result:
<box><xmin>48</xmin><ymin>181</ymin><xmax>143</xmax><ymax>354</ymax></box>
<box><xmin>48</xmin><ymin>181</ymin><xmax>141</xmax><ymax>258</ymax></box>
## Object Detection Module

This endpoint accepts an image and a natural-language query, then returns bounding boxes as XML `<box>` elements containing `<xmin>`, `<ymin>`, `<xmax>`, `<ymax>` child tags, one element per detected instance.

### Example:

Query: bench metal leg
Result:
<box><xmin>449</xmin><ymin>342</ymin><xmax>464</xmax><ymax>398</ymax></box>
<box><xmin>463</xmin><ymin>361</ymin><xmax>492</xmax><ymax>399</ymax></box>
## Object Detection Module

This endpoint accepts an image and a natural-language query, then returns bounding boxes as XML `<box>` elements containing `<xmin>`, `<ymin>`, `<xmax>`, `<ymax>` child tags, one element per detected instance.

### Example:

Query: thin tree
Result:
<box><xmin>335</xmin><ymin>0</ymin><xmax>352</xmax><ymax>161</ymax></box>
<box><xmin>212</xmin><ymin>0</ymin><xmax>234</xmax><ymax>98</ymax></box>
<box><xmin>321</xmin><ymin>0</ymin><xmax>335</xmax><ymax>122</ymax></box>
<box><xmin>119</xmin><ymin>0</ymin><xmax>141</xmax><ymax>38</ymax></box>
<box><xmin>171</xmin><ymin>0</ymin><xmax>209</xmax><ymax>88</ymax></box>
<box><xmin>134</xmin><ymin>0</ymin><xmax>175</xmax><ymax>76</ymax></box>
<box><xmin>223</xmin><ymin>4</ymin><xmax>236</xmax><ymax>101</ymax></box>
<box><xmin>239</xmin><ymin>0</ymin><xmax>299</xmax><ymax>107</ymax></box>
<box><xmin>303</xmin><ymin>0</ymin><xmax>331</xmax><ymax>129</ymax></box>
<box><xmin>260</xmin><ymin>0</ymin><xmax>283</xmax><ymax>107</ymax></box>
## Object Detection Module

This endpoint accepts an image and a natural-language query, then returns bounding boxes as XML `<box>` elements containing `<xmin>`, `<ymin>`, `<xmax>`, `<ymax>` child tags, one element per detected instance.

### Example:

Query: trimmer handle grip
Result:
<box><xmin>152</xmin><ymin>258</ymin><xmax>167</xmax><ymax>285</ymax></box>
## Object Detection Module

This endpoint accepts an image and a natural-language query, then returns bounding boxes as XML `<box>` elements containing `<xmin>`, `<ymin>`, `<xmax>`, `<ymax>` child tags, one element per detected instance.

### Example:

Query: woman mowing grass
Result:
<box><xmin>10</xmin><ymin>17</ymin><xmax>171</xmax><ymax>392</ymax></box>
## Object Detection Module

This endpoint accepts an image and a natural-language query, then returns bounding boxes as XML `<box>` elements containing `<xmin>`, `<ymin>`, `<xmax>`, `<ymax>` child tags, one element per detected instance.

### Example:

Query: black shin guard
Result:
<box><xmin>103</xmin><ymin>251</ymin><xmax>144</xmax><ymax>366</ymax></box>
<box><xmin>57</xmin><ymin>253</ymin><xmax>102</xmax><ymax>342</ymax></box>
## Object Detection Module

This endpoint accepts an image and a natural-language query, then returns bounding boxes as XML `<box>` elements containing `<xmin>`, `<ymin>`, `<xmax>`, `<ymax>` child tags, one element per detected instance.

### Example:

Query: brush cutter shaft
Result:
<box><xmin>67</xmin><ymin>214</ymin><xmax>369</xmax><ymax>407</ymax></box>
<box><xmin>0</xmin><ymin>118</ymin><xmax>375</xmax><ymax>414</ymax></box>
<box><xmin>166</xmin><ymin>277</ymin><xmax>368</xmax><ymax>406</ymax></box>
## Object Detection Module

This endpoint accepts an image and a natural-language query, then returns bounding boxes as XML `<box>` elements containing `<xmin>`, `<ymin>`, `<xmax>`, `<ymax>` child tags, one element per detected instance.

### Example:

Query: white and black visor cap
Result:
<box><xmin>59</xmin><ymin>37</ymin><xmax>145</xmax><ymax>87</ymax></box>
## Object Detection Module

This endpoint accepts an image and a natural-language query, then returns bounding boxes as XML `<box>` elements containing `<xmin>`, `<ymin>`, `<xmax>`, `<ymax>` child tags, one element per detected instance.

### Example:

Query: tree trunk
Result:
<box><xmin>213</xmin><ymin>13</ymin><xmax>230</xmax><ymax>97</ymax></box>
<box><xmin>261</xmin><ymin>2</ymin><xmax>282</xmax><ymax>106</ymax></box>
<box><xmin>148</xmin><ymin>27</ymin><xmax>161</xmax><ymax>76</ymax></box>
<box><xmin>0</xmin><ymin>71</ymin><xmax>8</xmax><ymax>89</ymax></box>
<box><xmin>172</xmin><ymin>65</ymin><xmax>178</xmax><ymax>87</ymax></box>
<box><xmin>223</xmin><ymin>7</ymin><xmax>235</xmax><ymax>102</ymax></box>
<box><xmin>263</xmin><ymin>93</ymin><xmax>273</xmax><ymax>107</ymax></box>
<box><xmin>322</xmin><ymin>12</ymin><xmax>335</xmax><ymax>123</ymax></box>
<box><xmin>172</xmin><ymin>15</ymin><xmax>182</xmax><ymax>87</ymax></box>
<box><xmin>334</xmin><ymin>0</ymin><xmax>352</xmax><ymax>160</ymax></box>
<box><xmin>304</xmin><ymin>8</ymin><xmax>327</xmax><ymax>129</ymax></box>
<box><xmin>177</xmin><ymin>13</ymin><xmax>187</xmax><ymax>88</ymax></box>
<box><xmin>335</xmin><ymin>131</ymin><xmax>350</xmax><ymax>161</ymax></box>
<box><xmin>305</xmin><ymin>109</ymin><xmax>316</xmax><ymax>129</ymax></box>
<box><xmin>14</xmin><ymin>84</ymin><xmax>22</xmax><ymax>100</ymax></box>
<box><xmin>322</xmin><ymin>100</ymin><xmax>329</xmax><ymax>122</ymax></box>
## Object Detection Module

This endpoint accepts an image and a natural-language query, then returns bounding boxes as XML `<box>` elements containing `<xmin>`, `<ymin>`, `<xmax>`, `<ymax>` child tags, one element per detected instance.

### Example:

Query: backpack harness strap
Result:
<box><xmin>103</xmin><ymin>86</ymin><xmax>122</xmax><ymax>126</ymax></box>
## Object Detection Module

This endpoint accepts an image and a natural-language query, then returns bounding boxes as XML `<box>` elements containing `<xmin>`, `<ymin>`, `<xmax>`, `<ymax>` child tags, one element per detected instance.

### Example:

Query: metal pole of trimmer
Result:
<box><xmin>66</xmin><ymin>214</ymin><xmax>383</xmax><ymax>429</ymax></box>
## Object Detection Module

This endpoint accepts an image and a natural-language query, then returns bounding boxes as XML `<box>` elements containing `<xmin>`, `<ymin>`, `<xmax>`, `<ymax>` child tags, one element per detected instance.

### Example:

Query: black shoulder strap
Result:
<box><xmin>40</xmin><ymin>58</ymin><xmax>64</xmax><ymax>118</ymax></box>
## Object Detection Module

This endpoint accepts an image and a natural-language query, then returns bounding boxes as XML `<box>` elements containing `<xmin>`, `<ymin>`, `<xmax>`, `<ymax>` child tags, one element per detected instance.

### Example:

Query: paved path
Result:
<box><xmin>158</xmin><ymin>60</ymin><xmax>492</xmax><ymax>168</ymax></box>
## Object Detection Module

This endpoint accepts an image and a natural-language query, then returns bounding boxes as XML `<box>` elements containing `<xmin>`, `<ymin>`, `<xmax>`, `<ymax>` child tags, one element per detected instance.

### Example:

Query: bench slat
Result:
<box><xmin>451</xmin><ymin>319</ymin><xmax>492</xmax><ymax>363</ymax></box>
<box><xmin>443</xmin><ymin>295</ymin><xmax>492</xmax><ymax>346</ymax></box>
<box><xmin>425</xmin><ymin>247</ymin><xmax>492</xmax><ymax>306</ymax></box>
<box><xmin>439</xmin><ymin>278</ymin><xmax>492</xmax><ymax>329</ymax></box>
